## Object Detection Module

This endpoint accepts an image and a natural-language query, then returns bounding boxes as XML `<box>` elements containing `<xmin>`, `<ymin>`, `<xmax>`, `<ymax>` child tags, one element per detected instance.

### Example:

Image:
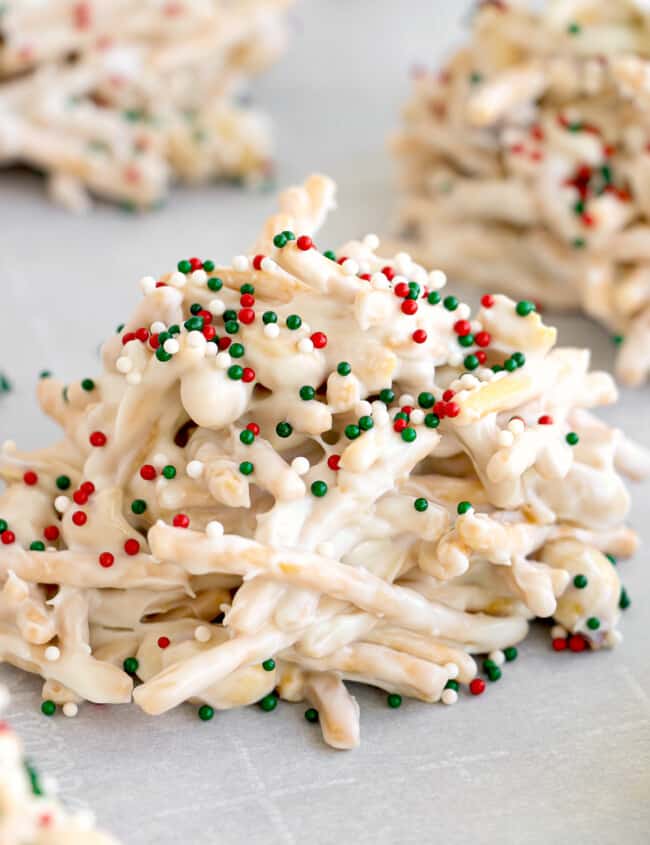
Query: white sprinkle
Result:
<box><xmin>186</xmin><ymin>460</ymin><xmax>204</xmax><ymax>479</ymax></box>
<box><xmin>186</xmin><ymin>331</ymin><xmax>206</xmax><ymax>349</ymax></box>
<box><xmin>456</xmin><ymin>303</ymin><xmax>471</xmax><ymax>320</ymax></box>
<box><xmin>264</xmin><ymin>323</ymin><xmax>280</xmax><ymax>339</ymax></box>
<box><xmin>206</xmin><ymin>521</ymin><xmax>224</xmax><ymax>539</ymax></box>
<box><xmin>291</xmin><ymin>457</ymin><xmax>310</xmax><ymax>476</ymax></box>
<box><xmin>208</xmin><ymin>299</ymin><xmax>226</xmax><ymax>316</ymax></box>
<box><xmin>478</xmin><ymin>368</ymin><xmax>494</xmax><ymax>381</ymax></box>
<box><xmin>428</xmin><ymin>269</ymin><xmax>447</xmax><ymax>289</ymax></box>
<box><xmin>498</xmin><ymin>430</ymin><xmax>514</xmax><ymax>448</ymax></box>
<box><xmin>152</xmin><ymin>453</ymin><xmax>168</xmax><ymax>469</ymax></box>
<box><xmin>2</xmin><ymin>440</ymin><xmax>17</xmax><ymax>454</ymax></box>
<box><xmin>63</xmin><ymin>702</ymin><xmax>79</xmax><ymax>718</ymax></box>
<box><xmin>216</xmin><ymin>352</ymin><xmax>231</xmax><ymax>370</ymax></box>
<box><xmin>399</xmin><ymin>394</ymin><xmax>415</xmax><ymax>407</ymax></box>
<box><xmin>441</xmin><ymin>688</ymin><xmax>458</xmax><ymax>705</ymax></box>
<box><xmin>232</xmin><ymin>255</ymin><xmax>249</xmax><ymax>272</ymax></box>
<box><xmin>508</xmin><ymin>418</ymin><xmax>525</xmax><ymax>435</ymax></box>
<box><xmin>605</xmin><ymin>629</ymin><xmax>623</xmax><ymax>647</ymax></box>
<box><xmin>460</xmin><ymin>374</ymin><xmax>479</xmax><ymax>389</ymax></box>
<box><xmin>298</xmin><ymin>338</ymin><xmax>314</xmax><ymax>354</ymax></box>
<box><xmin>169</xmin><ymin>271</ymin><xmax>186</xmax><ymax>288</ymax></box>
<box><xmin>194</xmin><ymin>625</ymin><xmax>211</xmax><ymax>643</ymax></box>
<box><xmin>371</xmin><ymin>402</ymin><xmax>390</xmax><ymax>425</ymax></box>
<box><xmin>449</xmin><ymin>379</ymin><xmax>463</xmax><ymax>393</ymax></box>
<box><xmin>444</xmin><ymin>662</ymin><xmax>459</xmax><ymax>679</ymax></box>
<box><xmin>395</xmin><ymin>252</ymin><xmax>412</xmax><ymax>273</ymax></box>
<box><xmin>488</xmin><ymin>650</ymin><xmax>505</xmax><ymax>667</ymax></box>
<box><xmin>42</xmin><ymin>775</ymin><xmax>59</xmax><ymax>794</ymax></box>
<box><xmin>316</xmin><ymin>542</ymin><xmax>334</xmax><ymax>558</ymax></box>
<box><xmin>163</xmin><ymin>338</ymin><xmax>179</xmax><ymax>355</ymax></box>
<box><xmin>302</xmin><ymin>322</ymin><xmax>311</xmax><ymax>334</ymax></box>
<box><xmin>44</xmin><ymin>646</ymin><xmax>61</xmax><ymax>662</ymax></box>
<box><xmin>191</xmin><ymin>269</ymin><xmax>207</xmax><ymax>284</ymax></box>
<box><xmin>354</xmin><ymin>400</ymin><xmax>373</xmax><ymax>417</ymax></box>
<box><xmin>151</xmin><ymin>321</ymin><xmax>166</xmax><ymax>334</ymax></box>
<box><xmin>448</xmin><ymin>352</ymin><xmax>463</xmax><ymax>366</ymax></box>
<box><xmin>204</xmin><ymin>342</ymin><xmax>217</xmax><ymax>357</ymax></box>
<box><xmin>551</xmin><ymin>624</ymin><xmax>567</xmax><ymax>639</ymax></box>
<box><xmin>410</xmin><ymin>409</ymin><xmax>425</xmax><ymax>425</ymax></box>
<box><xmin>139</xmin><ymin>275</ymin><xmax>157</xmax><ymax>294</ymax></box>
<box><xmin>341</xmin><ymin>258</ymin><xmax>359</xmax><ymax>276</ymax></box>
<box><xmin>370</xmin><ymin>272</ymin><xmax>389</xmax><ymax>290</ymax></box>
<box><xmin>363</xmin><ymin>233</ymin><xmax>380</xmax><ymax>250</ymax></box>
<box><xmin>470</xmin><ymin>320</ymin><xmax>482</xmax><ymax>334</ymax></box>
<box><xmin>54</xmin><ymin>496</ymin><xmax>70</xmax><ymax>513</ymax></box>
<box><xmin>261</xmin><ymin>257</ymin><xmax>276</xmax><ymax>272</ymax></box>
<box><xmin>116</xmin><ymin>356</ymin><xmax>133</xmax><ymax>374</ymax></box>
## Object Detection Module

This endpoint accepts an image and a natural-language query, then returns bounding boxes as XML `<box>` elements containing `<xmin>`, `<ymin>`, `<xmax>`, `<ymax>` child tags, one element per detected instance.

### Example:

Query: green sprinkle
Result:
<box><xmin>227</xmin><ymin>365</ymin><xmax>243</xmax><ymax>380</ymax></box>
<box><xmin>223</xmin><ymin>310</ymin><xmax>237</xmax><ymax>323</ymax></box>
<box><xmin>81</xmin><ymin>378</ymin><xmax>95</xmax><ymax>392</ymax></box>
<box><xmin>567</xmin><ymin>21</ymin><xmax>581</xmax><ymax>35</ymax></box>
<box><xmin>168</xmin><ymin>324</ymin><xmax>181</xmax><ymax>335</ymax></box>
<box><xmin>273</xmin><ymin>233</ymin><xmax>287</xmax><ymax>248</ymax></box>
<box><xmin>387</xmin><ymin>693</ymin><xmax>402</xmax><ymax>708</ymax></box>
<box><xmin>262</xmin><ymin>659</ymin><xmax>276</xmax><ymax>672</ymax></box>
<box><xmin>156</xmin><ymin>348</ymin><xmax>172</xmax><ymax>362</ymax></box>
<box><xmin>379</xmin><ymin>388</ymin><xmax>395</xmax><ymax>404</ymax></box>
<box><xmin>572</xmin><ymin>237</ymin><xmax>586</xmax><ymax>249</ymax></box>
<box><xmin>323</xmin><ymin>250</ymin><xmax>337</xmax><ymax>261</ymax></box>
<box><xmin>131</xmin><ymin>499</ymin><xmax>147</xmax><ymax>515</ymax></box>
<box><xmin>337</xmin><ymin>361</ymin><xmax>351</xmax><ymax>376</ymax></box>
<box><xmin>483</xmin><ymin>659</ymin><xmax>497</xmax><ymax>672</ymax></box>
<box><xmin>62</xmin><ymin>386</ymin><xmax>69</xmax><ymax>402</ymax></box>
<box><xmin>262</xmin><ymin>311</ymin><xmax>278</xmax><ymax>324</ymax></box>
<box><xmin>299</xmin><ymin>385</ymin><xmax>315</xmax><ymax>401</ymax></box>
<box><xmin>184</xmin><ymin>316</ymin><xmax>204</xmax><ymax>332</ymax></box>
<box><xmin>573</xmin><ymin>574</ymin><xmax>588</xmax><ymax>589</ymax></box>
<box><xmin>492</xmin><ymin>364</ymin><xmax>504</xmax><ymax>373</ymax></box>
<box><xmin>207</xmin><ymin>277</ymin><xmax>223</xmax><ymax>292</ymax></box>
<box><xmin>418</xmin><ymin>392</ymin><xmax>434</xmax><ymax>409</ymax></box>
<box><xmin>190</xmin><ymin>303</ymin><xmax>203</xmax><ymax>315</ymax></box>
<box><xmin>427</xmin><ymin>291</ymin><xmax>441</xmax><ymax>305</ymax></box>
<box><xmin>586</xmin><ymin>617</ymin><xmax>600</xmax><ymax>630</ymax></box>
<box><xmin>281</xmin><ymin>231</ymin><xmax>296</xmax><ymax>242</ymax></box>
<box><xmin>203</xmin><ymin>260</ymin><xmax>215</xmax><ymax>272</ymax></box>
<box><xmin>240</xmin><ymin>284</ymin><xmax>255</xmax><ymax>295</ymax></box>
<box><xmin>469</xmin><ymin>71</ymin><xmax>483</xmax><ymax>85</ymax></box>
<box><xmin>30</xmin><ymin>541</ymin><xmax>46</xmax><ymax>551</ymax></box>
<box><xmin>177</xmin><ymin>259</ymin><xmax>192</xmax><ymax>274</ymax></box>
<box><xmin>198</xmin><ymin>705</ymin><xmax>214</xmax><ymax>721</ymax></box>
<box><xmin>239</xmin><ymin>461</ymin><xmax>254</xmax><ymax>476</ymax></box>
<box><xmin>573</xmin><ymin>199</ymin><xmax>585</xmax><ymax>216</ymax></box>
<box><xmin>457</xmin><ymin>501</ymin><xmax>472</xmax><ymax>515</ymax></box>
<box><xmin>162</xmin><ymin>465</ymin><xmax>176</xmax><ymax>479</ymax></box>
<box><xmin>276</xmin><ymin>422</ymin><xmax>293</xmax><ymax>438</ymax></box>
<box><xmin>606</xmin><ymin>554</ymin><xmax>617</xmax><ymax>566</ymax></box>
<box><xmin>464</xmin><ymin>354</ymin><xmax>479</xmax><ymax>371</ymax></box>
<box><xmin>358</xmin><ymin>415</ymin><xmax>374</xmax><ymax>431</ymax></box>
<box><xmin>458</xmin><ymin>334</ymin><xmax>474</xmax><ymax>348</ymax></box>
<box><xmin>619</xmin><ymin>587</ymin><xmax>631</xmax><ymax>609</ymax></box>
<box><xmin>56</xmin><ymin>475</ymin><xmax>71</xmax><ymax>491</ymax></box>
<box><xmin>407</xmin><ymin>282</ymin><xmax>420</xmax><ymax>300</ymax></box>
<box><xmin>304</xmin><ymin>708</ymin><xmax>319</xmax><ymax>723</ymax></box>
<box><xmin>41</xmin><ymin>700</ymin><xmax>56</xmax><ymax>717</ymax></box>
<box><xmin>504</xmin><ymin>646</ymin><xmax>518</xmax><ymax>662</ymax></box>
<box><xmin>0</xmin><ymin>519</ymin><xmax>7</xmax><ymax>532</ymax></box>
<box><xmin>504</xmin><ymin>358</ymin><xmax>518</xmax><ymax>372</ymax></box>
<box><xmin>401</xmin><ymin>427</ymin><xmax>416</xmax><ymax>443</ymax></box>
<box><xmin>286</xmin><ymin>314</ymin><xmax>302</xmax><ymax>330</ymax></box>
<box><xmin>25</xmin><ymin>762</ymin><xmax>43</xmax><ymax>796</ymax></box>
<box><xmin>515</xmin><ymin>300</ymin><xmax>536</xmax><ymax>317</ymax></box>
<box><xmin>612</xmin><ymin>334</ymin><xmax>624</xmax><ymax>346</ymax></box>
<box><xmin>123</xmin><ymin>657</ymin><xmax>139</xmax><ymax>675</ymax></box>
<box><xmin>443</xmin><ymin>296</ymin><xmax>458</xmax><ymax>311</ymax></box>
<box><xmin>240</xmin><ymin>430</ymin><xmax>255</xmax><ymax>445</ymax></box>
<box><xmin>511</xmin><ymin>351</ymin><xmax>526</xmax><ymax>368</ymax></box>
<box><xmin>566</xmin><ymin>432</ymin><xmax>579</xmax><ymax>446</ymax></box>
<box><xmin>39</xmin><ymin>370</ymin><xmax>52</xmax><ymax>379</ymax></box>
<box><xmin>414</xmin><ymin>497</ymin><xmax>429</xmax><ymax>512</ymax></box>
<box><xmin>445</xmin><ymin>680</ymin><xmax>459</xmax><ymax>691</ymax></box>
<box><xmin>311</xmin><ymin>480</ymin><xmax>328</xmax><ymax>498</ymax></box>
<box><xmin>224</xmin><ymin>320</ymin><xmax>239</xmax><ymax>335</ymax></box>
<box><xmin>486</xmin><ymin>665</ymin><xmax>502</xmax><ymax>682</ymax></box>
<box><xmin>230</xmin><ymin>343</ymin><xmax>245</xmax><ymax>358</ymax></box>
<box><xmin>424</xmin><ymin>413</ymin><xmax>440</xmax><ymax>428</ymax></box>
<box><xmin>259</xmin><ymin>694</ymin><xmax>278</xmax><ymax>712</ymax></box>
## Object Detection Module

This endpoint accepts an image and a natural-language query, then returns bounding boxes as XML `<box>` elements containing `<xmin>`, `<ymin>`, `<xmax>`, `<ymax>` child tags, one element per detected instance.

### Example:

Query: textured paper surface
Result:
<box><xmin>1</xmin><ymin>2</ymin><xmax>649</xmax><ymax>843</ymax></box>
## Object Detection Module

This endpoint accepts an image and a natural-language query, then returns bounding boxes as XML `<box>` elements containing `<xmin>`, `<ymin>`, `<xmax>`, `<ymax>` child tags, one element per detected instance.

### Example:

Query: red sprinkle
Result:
<box><xmin>552</xmin><ymin>637</ymin><xmax>567</xmax><ymax>652</ymax></box>
<box><xmin>80</xmin><ymin>481</ymin><xmax>95</xmax><ymax>496</ymax></box>
<box><xmin>43</xmin><ymin>525</ymin><xmax>59</xmax><ymax>542</ymax></box>
<box><xmin>1</xmin><ymin>531</ymin><xmax>15</xmax><ymax>545</ymax></box>
<box><xmin>569</xmin><ymin>634</ymin><xmax>587</xmax><ymax>653</ymax></box>
<box><xmin>394</xmin><ymin>282</ymin><xmax>409</xmax><ymax>298</ymax></box>
<box><xmin>393</xmin><ymin>419</ymin><xmax>407</xmax><ymax>433</ymax></box>
<box><xmin>401</xmin><ymin>299</ymin><xmax>418</xmax><ymax>315</ymax></box>
<box><xmin>327</xmin><ymin>454</ymin><xmax>341</xmax><ymax>471</ymax></box>
<box><xmin>73</xmin><ymin>490</ymin><xmax>88</xmax><ymax>505</ymax></box>
<box><xmin>242</xmin><ymin>367</ymin><xmax>256</xmax><ymax>383</ymax></box>
<box><xmin>240</xmin><ymin>293</ymin><xmax>255</xmax><ymax>308</ymax></box>
<box><xmin>538</xmin><ymin>415</ymin><xmax>554</xmax><ymax>425</ymax></box>
<box><xmin>124</xmin><ymin>539</ymin><xmax>140</xmax><ymax>556</ymax></box>
<box><xmin>310</xmin><ymin>332</ymin><xmax>328</xmax><ymax>349</ymax></box>
<box><xmin>23</xmin><ymin>471</ymin><xmax>38</xmax><ymax>486</ymax></box>
<box><xmin>412</xmin><ymin>329</ymin><xmax>427</xmax><ymax>344</ymax></box>
<box><xmin>72</xmin><ymin>511</ymin><xmax>87</xmax><ymax>526</ymax></box>
<box><xmin>149</xmin><ymin>334</ymin><xmax>160</xmax><ymax>350</ymax></box>
<box><xmin>189</xmin><ymin>257</ymin><xmax>203</xmax><ymax>271</ymax></box>
<box><xmin>297</xmin><ymin>235</ymin><xmax>313</xmax><ymax>251</ymax></box>
<box><xmin>238</xmin><ymin>308</ymin><xmax>255</xmax><ymax>325</ymax></box>
<box><xmin>445</xmin><ymin>402</ymin><xmax>460</xmax><ymax>418</ymax></box>
<box><xmin>252</xmin><ymin>255</ymin><xmax>264</xmax><ymax>271</ymax></box>
<box><xmin>173</xmin><ymin>514</ymin><xmax>190</xmax><ymax>528</ymax></box>
<box><xmin>246</xmin><ymin>422</ymin><xmax>260</xmax><ymax>436</ymax></box>
<box><xmin>442</xmin><ymin>389</ymin><xmax>455</xmax><ymax>402</ymax></box>
<box><xmin>453</xmin><ymin>320</ymin><xmax>471</xmax><ymax>336</ymax></box>
<box><xmin>469</xmin><ymin>678</ymin><xmax>485</xmax><ymax>696</ymax></box>
<box><xmin>359</xmin><ymin>273</ymin><xmax>372</xmax><ymax>281</ymax></box>
<box><xmin>122</xmin><ymin>332</ymin><xmax>137</xmax><ymax>345</ymax></box>
<box><xmin>481</xmin><ymin>294</ymin><xmax>495</xmax><ymax>308</ymax></box>
<box><xmin>433</xmin><ymin>401</ymin><xmax>446</xmax><ymax>418</ymax></box>
<box><xmin>157</xmin><ymin>636</ymin><xmax>171</xmax><ymax>649</ymax></box>
<box><xmin>202</xmin><ymin>325</ymin><xmax>216</xmax><ymax>341</ymax></box>
<box><xmin>99</xmin><ymin>552</ymin><xmax>114</xmax><ymax>568</ymax></box>
<box><xmin>218</xmin><ymin>337</ymin><xmax>232</xmax><ymax>350</ymax></box>
<box><xmin>401</xmin><ymin>405</ymin><xmax>413</xmax><ymax>416</ymax></box>
<box><xmin>135</xmin><ymin>327</ymin><xmax>149</xmax><ymax>343</ymax></box>
<box><xmin>140</xmin><ymin>464</ymin><xmax>156</xmax><ymax>481</ymax></box>
<box><xmin>198</xmin><ymin>310</ymin><xmax>212</xmax><ymax>324</ymax></box>
<box><xmin>382</xmin><ymin>266</ymin><xmax>395</xmax><ymax>281</ymax></box>
<box><xmin>475</xmin><ymin>331</ymin><xmax>491</xmax><ymax>347</ymax></box>
<box><xmin>89</xmin><ymin>431</ymin><xmax>107</xmax><ymax>447</ymax></box>
<box><xmin>476</xmin><ymin>351</ymin><xmax>487</xmax><ymax>364</ymax></box>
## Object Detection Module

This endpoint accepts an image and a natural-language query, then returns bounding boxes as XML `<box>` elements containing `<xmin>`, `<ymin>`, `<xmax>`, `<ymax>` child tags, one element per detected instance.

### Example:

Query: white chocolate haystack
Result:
<box><xmin>0</xmin><ymin>685</ymin><xmax>118</xmax><ymax>844</ymax></box>
<box><xmin>0</xmin><ymin>174</ymin><xmax>648</xmax><ymax>749</ymax></box>
<box><xmin>393</xmin><ymin>0</ymin><xmax>650</xmax><ymax>385</ymax></box>
<box><xmin>0</xmin><ymin>0</ymin><xmax>293</xmax><ymax>211</ymax></box>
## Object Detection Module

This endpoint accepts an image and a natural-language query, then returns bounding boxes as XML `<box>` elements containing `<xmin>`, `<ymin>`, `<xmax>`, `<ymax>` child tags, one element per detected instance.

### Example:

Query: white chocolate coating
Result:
<box><xmin>393</xmin><ymin>0</ymin><xmax>650</xmax><ymax>385</ymax></box>
<box><xmin>0</xmin><ymin>0</ymin><xmax>293</xmax><ymax>211</ymax></box>
<box><xmin>0</xmin><ymin>685</ymin><xmax>118</xmax><ymax>844</ymax></box>
<box><xmin>0</xmin><ymin>173</ymin><xmax>647</xmax><ymax>749</ymax></box>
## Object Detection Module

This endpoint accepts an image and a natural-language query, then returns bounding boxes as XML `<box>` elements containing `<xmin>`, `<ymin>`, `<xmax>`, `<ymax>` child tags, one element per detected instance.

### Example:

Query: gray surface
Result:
<box><xmin>1</xmin><ymin>2</ymin><xmax>649</xmax><ymax>843</ymax></box>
